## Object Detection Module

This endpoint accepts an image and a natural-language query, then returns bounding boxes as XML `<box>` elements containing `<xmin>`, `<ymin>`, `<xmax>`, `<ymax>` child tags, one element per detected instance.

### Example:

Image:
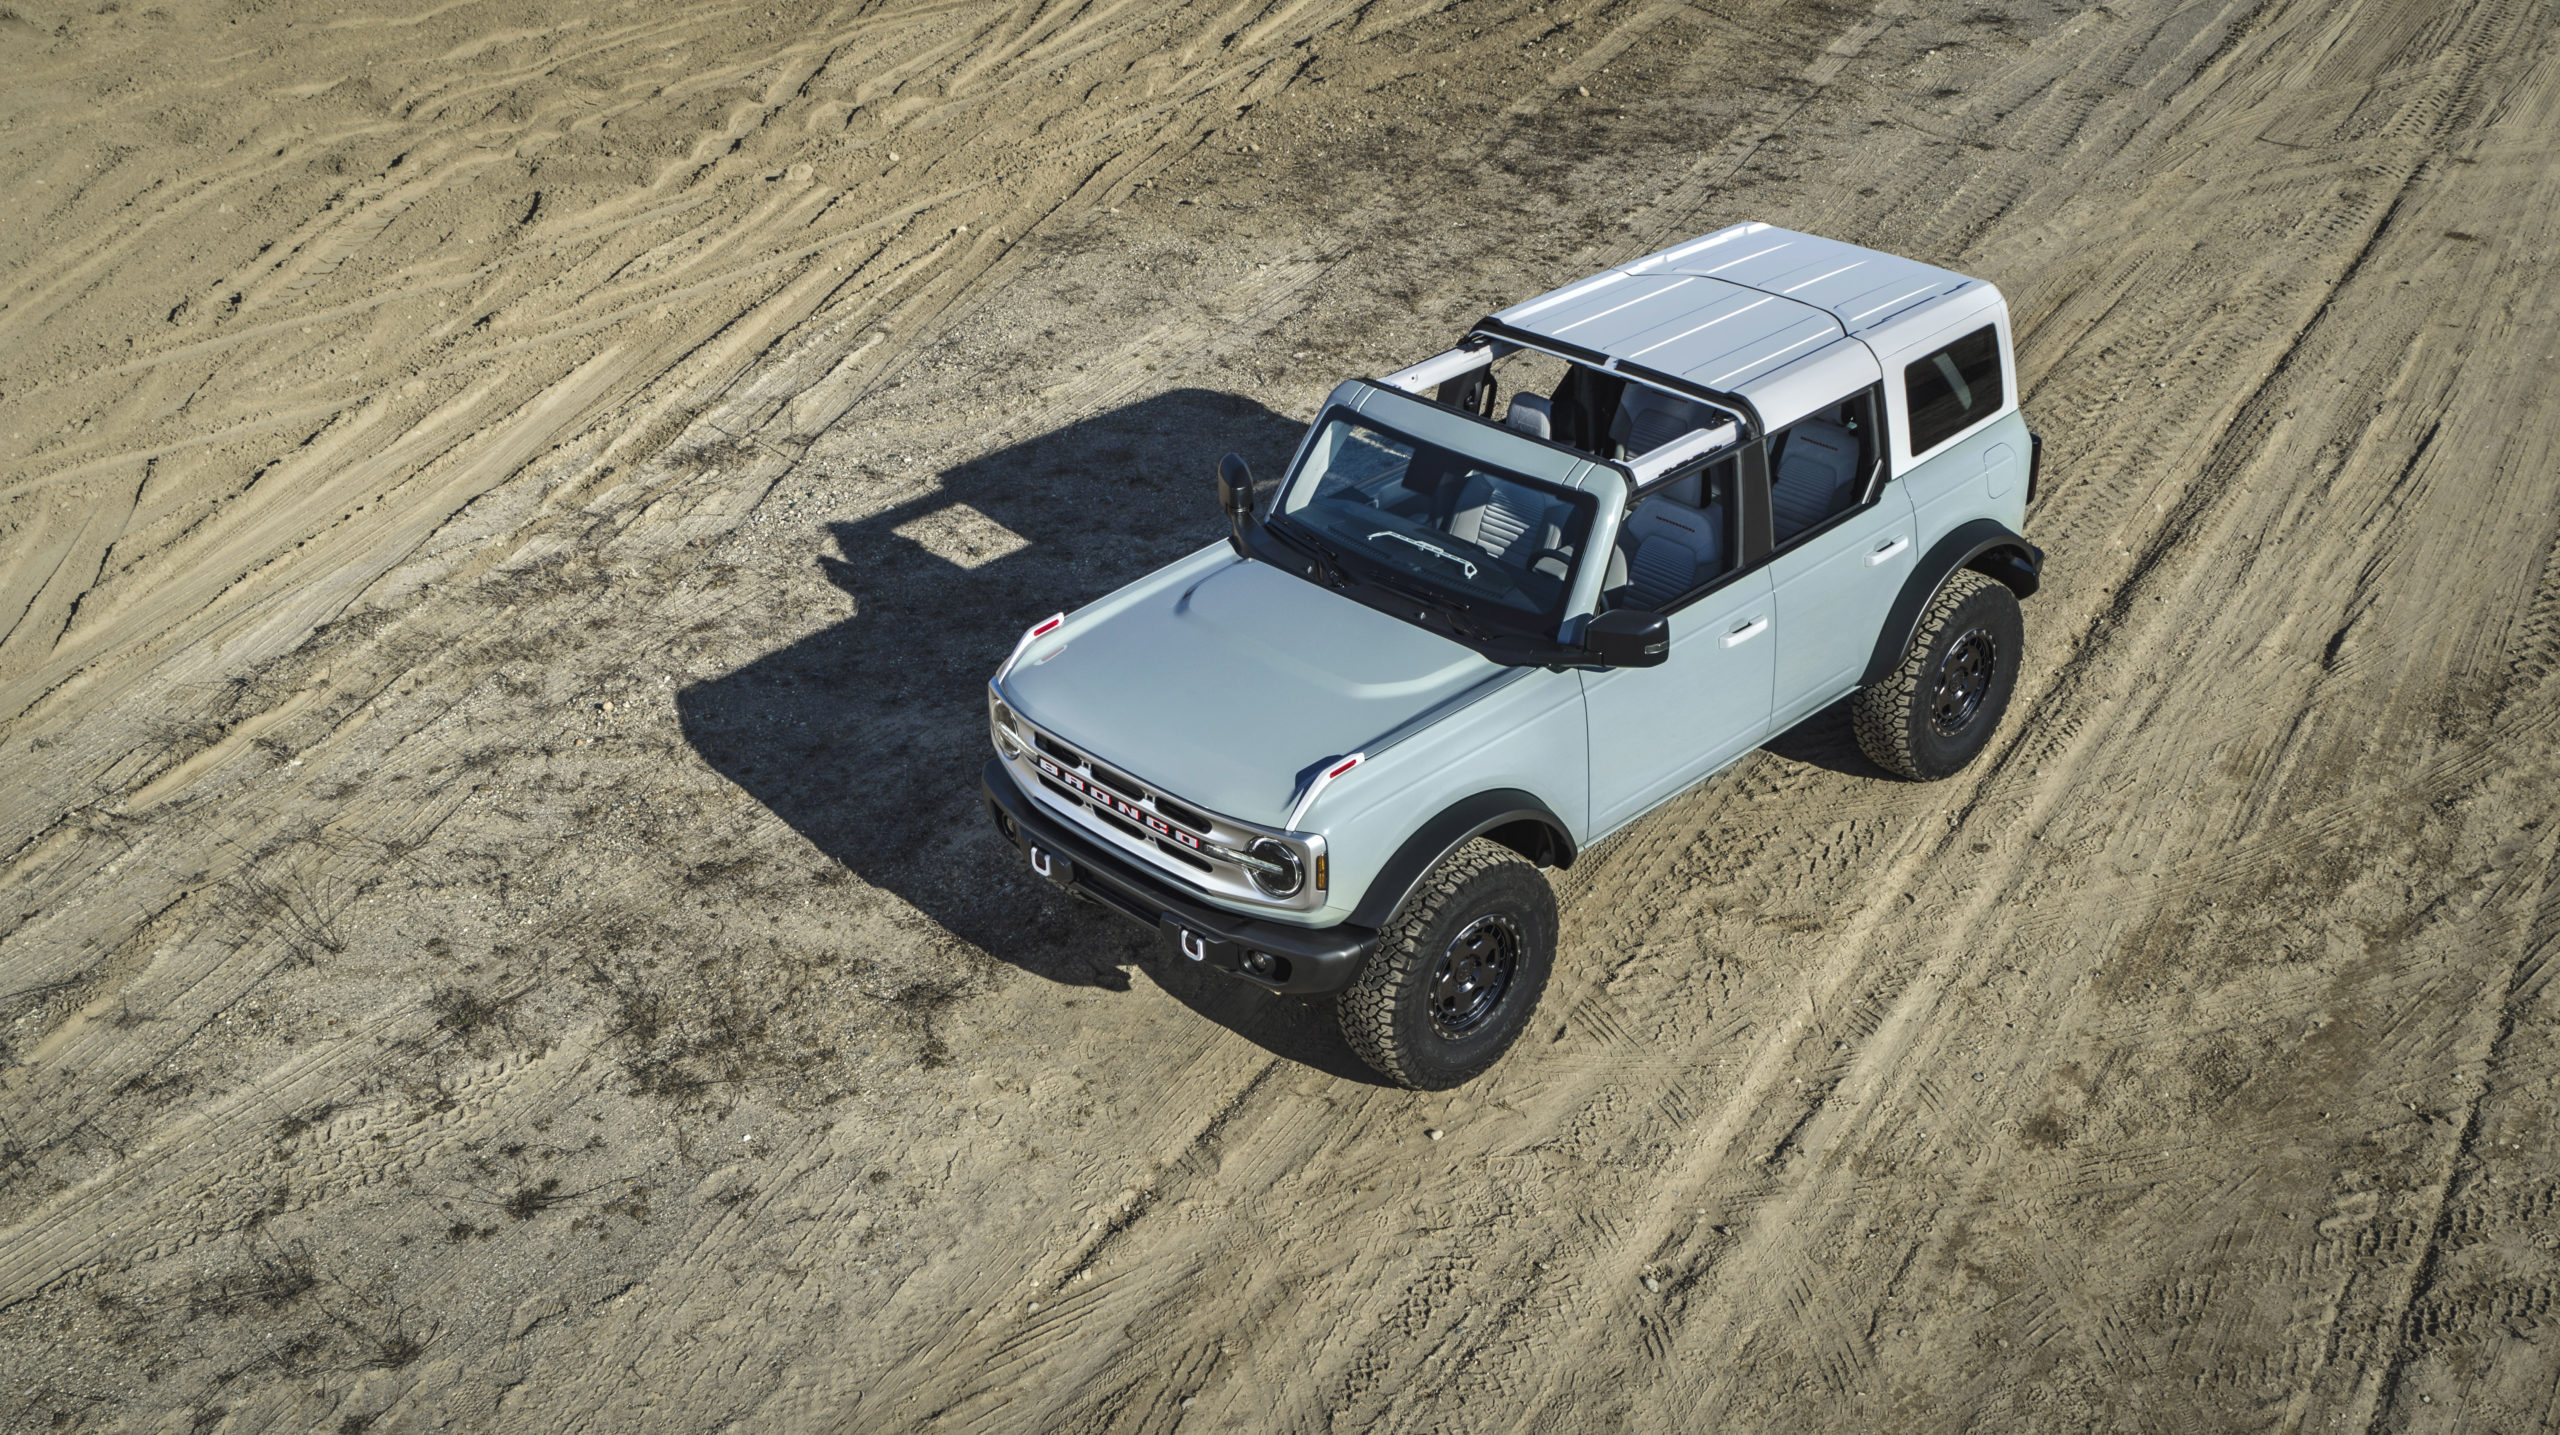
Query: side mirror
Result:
<box><xmin>1217</xmin><ymin>453</ymin><xmax>1254</xmax><ymax>517</ymax></box>
<box><xmin>1217</xmin><ymin>453</ymin><xmax>1254</xmax><ymax>557</ymax></box>
<box><xmin>1584</xmin><ymin>609</ymin><xmax>1670</xmax><ymax>668</ymax></box>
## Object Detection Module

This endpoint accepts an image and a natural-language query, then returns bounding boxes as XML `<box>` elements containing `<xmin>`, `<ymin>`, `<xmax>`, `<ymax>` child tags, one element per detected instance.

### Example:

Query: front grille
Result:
<box><xmin>1152</xmin><ymin>795</ymin><xmax>1213</xmax><ymax>833</ymax></box>
<box><xmin>1091</xmin><ymin>802</ymin><xmax>1150</xmax><ymax>845</ymax></box>
<box><xmin>1154</xmin><ymin>840</ymin><xmax>1214</xmax><ymax>873</ymax></box>
<box><xmin>1053</xmin><ymin>772</ymin><xmax>1218</xmax><ymax>872</ymax></box>
<box><xmin>995</xmin><ymin>688</ymin><xmax>1322</xmax><ymax>911</ymax></box>
<box><xmin>1091</xmin><ymin>761</ymin><xmax>1149</xmax><ymax>802</ymax></box>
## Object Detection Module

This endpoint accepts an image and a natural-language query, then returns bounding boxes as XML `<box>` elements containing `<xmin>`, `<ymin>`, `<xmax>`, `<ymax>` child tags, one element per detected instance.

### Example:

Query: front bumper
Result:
<box><xmin>982</xmin><ymin>757</ymin><xmax>1377</xmax><ymax>995</ymax></box>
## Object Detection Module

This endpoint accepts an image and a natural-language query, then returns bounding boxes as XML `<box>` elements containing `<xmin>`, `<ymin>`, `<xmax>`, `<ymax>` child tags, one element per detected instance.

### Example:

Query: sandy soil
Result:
<box><xmin>3</xmin><ymin>0</ymin><xmax>2558</xmax><ymax>1428</ymax></box>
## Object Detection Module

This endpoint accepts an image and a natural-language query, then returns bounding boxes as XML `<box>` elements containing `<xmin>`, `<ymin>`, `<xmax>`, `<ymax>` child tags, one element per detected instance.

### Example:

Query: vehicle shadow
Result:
<box><xmin>1761</xmin><ymin>695</ymin><xmax>1893</xmax><ymax>780</ymax></box>
<box><xmin>676</xmin><ymin>388</ymin><xmax>1388</xmax><ymax>1085</ymax></box>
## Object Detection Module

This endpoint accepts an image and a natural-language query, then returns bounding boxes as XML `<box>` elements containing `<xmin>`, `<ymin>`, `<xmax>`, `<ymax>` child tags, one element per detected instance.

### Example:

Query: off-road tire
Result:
<box><xmin>1852</xmin><ymin>568</ymin><xmax>2022</xmax><ymax>781</ymax></box>
<box><xmin>1337</xmin><ymin>838</ymin><xmax>1556</xmax><ymax>1089</ymax></box>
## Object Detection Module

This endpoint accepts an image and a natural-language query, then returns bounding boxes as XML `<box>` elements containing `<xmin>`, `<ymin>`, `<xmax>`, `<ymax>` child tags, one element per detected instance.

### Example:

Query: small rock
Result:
<box><xmin>1642</xmin><ymin>1275</ymin><xmax>1660</xmax><ymax>1292</ymax></box>
<box><xmin>1426</xmin><ymin>1128</ymin><xmax>1443</xmax><ymax>1141</ymax></box>
<box><xmin>1028</xmin><ymin>1302</ymin><xmax>1040</xmax><ymax>1313</ymax></box>
<box><xmin>1576</xmin><ymin>85</ymin><xmax>1589</xmax><ymax>96</ymax></box>
<box><xmin>886</xmin><ymin>151</ymin><xmax>901</xmax><ymax>162</ymax></box>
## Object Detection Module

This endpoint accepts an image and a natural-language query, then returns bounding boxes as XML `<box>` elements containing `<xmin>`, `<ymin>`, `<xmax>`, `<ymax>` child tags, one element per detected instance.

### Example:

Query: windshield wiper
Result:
<box><xmin>1357</xmin><ymin>567</ymin><xmax>1502</xmax><ymax>643</ymax></box>
<box><xmin>1276</xmin><ymin>517</ymin><xmax>1510</xmax><ymax>645</ymax></box>
<box><xmin>1369</xmin><ymin>530</ymin><xmax>1479</xmax><ymax>579</ymax></box>
<box><xmin>1264</xmin><ymin>515</ymin><xmax>1349</xmax><ymax>586</ymax></box>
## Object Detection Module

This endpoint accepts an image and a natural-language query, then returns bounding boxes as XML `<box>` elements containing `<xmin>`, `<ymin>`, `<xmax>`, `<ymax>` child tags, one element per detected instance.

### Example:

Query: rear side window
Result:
<box><xmin>1904</xmin><ymin>326</ymin><xmax>2003</xmax><ymax>455</ymax></box>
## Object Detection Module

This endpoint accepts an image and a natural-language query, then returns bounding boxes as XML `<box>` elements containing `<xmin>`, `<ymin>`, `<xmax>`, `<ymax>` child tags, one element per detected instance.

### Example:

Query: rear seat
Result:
<box><xmin>1611</xmin><ymin>387</ymin><xmax>1721</xmax><ymax>460</ymax></box>
<box><xmin>1770</xmin><ymin>419</ymin><xmax>1860</xmax><ymax>542</ymax></box>
<box><xmin>1504</xmin><ymin>393</ymin><xmax>1552</xmax><ymax>439</ymax></box>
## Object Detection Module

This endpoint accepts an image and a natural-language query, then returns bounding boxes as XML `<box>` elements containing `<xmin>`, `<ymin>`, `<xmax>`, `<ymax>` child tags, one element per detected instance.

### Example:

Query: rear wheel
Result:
<box><xmin>1337</xmin><ymin>839</ymin><xmax>1555</xmax><ymax>1089</ymax></box>
<box><xmin>1852</xmin><ymin>568</ymin><xmax>2022</xmax><ymax>781</ymax></box>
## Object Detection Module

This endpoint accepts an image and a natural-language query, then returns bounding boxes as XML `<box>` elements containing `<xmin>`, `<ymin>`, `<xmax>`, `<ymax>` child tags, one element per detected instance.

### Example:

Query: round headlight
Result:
<box><xmin>1245</xmin><ymin>838</ymin><xmax>1304</xmax><ymax>898</ymax></box>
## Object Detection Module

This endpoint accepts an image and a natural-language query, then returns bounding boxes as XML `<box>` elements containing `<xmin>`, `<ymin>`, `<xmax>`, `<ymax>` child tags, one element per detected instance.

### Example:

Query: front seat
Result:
<box><xmin>1449</xmin><ymin>471</ymin><xmax>1567</xmax><ymax>575</ymax></box>
<box><xmin>1612</xmin><ymin>495</ymin><xmax>1725</xmax><ymax>609</ymax></box>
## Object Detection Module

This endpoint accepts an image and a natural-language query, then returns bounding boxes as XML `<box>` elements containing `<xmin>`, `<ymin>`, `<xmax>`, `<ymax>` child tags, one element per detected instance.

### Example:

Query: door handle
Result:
<box><xmin>1866</xmin><ymin>535</ymin><xmax>1911</xmax><ymax>566</ymax></box>
<box><xmin>1721</xmin><ymin>616</ymin><xmax>1769</xmax><ymax>648</ymax></box>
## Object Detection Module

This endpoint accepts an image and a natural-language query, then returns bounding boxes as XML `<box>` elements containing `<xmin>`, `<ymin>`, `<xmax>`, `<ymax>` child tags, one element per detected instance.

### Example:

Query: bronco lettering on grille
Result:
<box><xmin>1034</xmin><ymin>754</ymin><xmax>1207</xmax><ymax>851</ymax></box>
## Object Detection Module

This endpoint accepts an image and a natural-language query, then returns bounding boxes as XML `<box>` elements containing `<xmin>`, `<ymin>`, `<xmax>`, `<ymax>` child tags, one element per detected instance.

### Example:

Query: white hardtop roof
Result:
<box><xmin>1485</xmin><ymin>223</ymin><xmax>1989</xmax><ymax>431</ymax></box>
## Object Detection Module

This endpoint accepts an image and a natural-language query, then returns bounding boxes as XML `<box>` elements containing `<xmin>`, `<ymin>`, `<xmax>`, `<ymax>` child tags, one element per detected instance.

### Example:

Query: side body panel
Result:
<box><xmin>1578</xmin><ymin>568</ymin><xmax>1776</xmax><ymax>834</ymax></box>
<box><xmin>1896</xmin><ymin>409</ymin><xmax>2033</xmax><ymax>561</ymax></box>
<box><xmin>1767</xmin><ymin>479</ymin><xmax>1919</xmax><ymax>728</ymax></box>
<box><xmin>1301</xmin><ymin>667</ymin><xmax>1591</xmax><ymax>926</ymax></box>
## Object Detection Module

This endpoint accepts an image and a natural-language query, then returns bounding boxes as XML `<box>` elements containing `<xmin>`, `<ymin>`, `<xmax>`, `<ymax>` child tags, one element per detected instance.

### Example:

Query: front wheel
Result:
<box><xmin>1336</xmin><ymin>839</ymin><xmax>1556</xmax><ymax>1089</ymax></box>
<box><xmin>1852</xmin><ymin>567</ymin><xmax>2023</xmax><ymax>781</ymax></box>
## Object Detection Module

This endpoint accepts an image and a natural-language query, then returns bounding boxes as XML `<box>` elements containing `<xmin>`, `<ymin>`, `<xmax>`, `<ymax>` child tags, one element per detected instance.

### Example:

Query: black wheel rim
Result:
<box><xmin>1930</xmin><ymin>627</ymin><xmax>1998</xmax><ymax>737</ymax></box>
<box><xmin>1430</xmin><ymin>913</ymin><xmax>1520</xmax><ymax>1038</ymax></box>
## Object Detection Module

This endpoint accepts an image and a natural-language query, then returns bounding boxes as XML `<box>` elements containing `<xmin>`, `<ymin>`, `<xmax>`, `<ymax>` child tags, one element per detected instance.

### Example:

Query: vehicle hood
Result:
<box><xmin>1001</xmin><ymin>551</ymin><xmax>1500</xmax><ymax>829</ymax></box>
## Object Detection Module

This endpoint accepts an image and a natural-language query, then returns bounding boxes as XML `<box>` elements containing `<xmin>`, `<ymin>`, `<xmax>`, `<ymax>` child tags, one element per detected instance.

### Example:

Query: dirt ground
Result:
<box><xmin>3</xmin><ymin>0</ymin><xmax>2558</xmax><ymax>1428</ymax></box>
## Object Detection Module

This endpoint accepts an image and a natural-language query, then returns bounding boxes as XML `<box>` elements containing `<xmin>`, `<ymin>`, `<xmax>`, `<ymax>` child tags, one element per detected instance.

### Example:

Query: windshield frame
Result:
<box><xmin>1265</xmin><ymin>400</ymin><xmax>1610</xmax><ymax>642</ymax></box>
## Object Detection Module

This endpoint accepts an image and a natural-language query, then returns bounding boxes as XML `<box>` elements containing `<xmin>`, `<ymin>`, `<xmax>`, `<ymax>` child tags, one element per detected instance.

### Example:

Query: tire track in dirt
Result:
<box><xmin>8</xmin><ymin>0</ymin><xmax>2560</xmax><ymax>1427</ymax></box>
<box><xmin>1477</xmin><ymin>0</ymin><xmax>2560</xmax><ymax>1423</ymax></box>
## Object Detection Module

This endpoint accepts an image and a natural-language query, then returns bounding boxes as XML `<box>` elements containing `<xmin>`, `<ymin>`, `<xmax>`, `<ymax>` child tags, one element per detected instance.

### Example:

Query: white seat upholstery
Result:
<box><xmin>1771</xmin><ymin>419</ymin><xmax>1861</xmax><ymax>541</ymax></box>
<box><xmin>1448</xmin><ymin>472</ymin><xmax>1563</xmax><ymax>569</ymax></box>
<box><xmin>1504</xmin><ymin>393</ymin><xmax>1553</xmax><ymax>439</ymax></box>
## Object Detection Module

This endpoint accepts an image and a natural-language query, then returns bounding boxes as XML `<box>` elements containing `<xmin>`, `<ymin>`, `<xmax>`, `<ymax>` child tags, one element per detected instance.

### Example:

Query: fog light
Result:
<box><xmin>1240</xmin><ymin>950</ymin><xmax>1277</xmax><ymax>978</ymax></box>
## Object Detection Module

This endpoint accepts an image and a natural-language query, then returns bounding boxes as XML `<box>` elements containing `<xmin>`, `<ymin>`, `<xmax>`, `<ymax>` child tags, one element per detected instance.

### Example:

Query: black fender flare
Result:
<box><xmin>1859</xmin><ymin>519</ymin><xmax>2045</xmax><ymax>687</ymax></box>
<box><xmin>1345</xmin><ymin>789</ymin><xmax>1578</xmax><ymax>929</ymax></box>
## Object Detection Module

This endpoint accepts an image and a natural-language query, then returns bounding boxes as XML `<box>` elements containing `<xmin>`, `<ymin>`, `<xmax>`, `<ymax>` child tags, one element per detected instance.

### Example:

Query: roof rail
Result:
<box><xmin>1468</xmin><ymin>316</ymin><xmax>1765</xmax><ymax>440</ymax></box>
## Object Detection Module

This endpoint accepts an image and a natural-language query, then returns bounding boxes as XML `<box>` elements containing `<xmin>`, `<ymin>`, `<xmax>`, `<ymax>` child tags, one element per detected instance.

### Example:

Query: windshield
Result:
<box><xmin>1273</xmin><ymin>414</ymin><xmax>1598</xmax><ymax>628</ymax></box>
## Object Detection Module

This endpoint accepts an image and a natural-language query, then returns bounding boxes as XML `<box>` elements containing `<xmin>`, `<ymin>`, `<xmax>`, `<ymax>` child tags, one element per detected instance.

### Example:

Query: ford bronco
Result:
<box><xmin>982</xmin><ymin>223</ymin><xmax>2044</xmax><ymax>1087</ymax></box>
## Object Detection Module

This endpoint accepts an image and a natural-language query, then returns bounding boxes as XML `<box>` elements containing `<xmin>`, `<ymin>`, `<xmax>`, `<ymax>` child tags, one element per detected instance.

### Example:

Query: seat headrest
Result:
<box><xmin>1504</xmin><ymin>393</ymin><xmax>1553</xmax><ymax>439</ymax></box>
<box><xmin>1613</xmin><ymin>387</ymin><xmax>1718</xmax><ymax>456</ymax></box>
<box><xmin>1782</xmin><ymin>419</ymin><xmax>1853</xmax><ymax>457</ymax></box>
